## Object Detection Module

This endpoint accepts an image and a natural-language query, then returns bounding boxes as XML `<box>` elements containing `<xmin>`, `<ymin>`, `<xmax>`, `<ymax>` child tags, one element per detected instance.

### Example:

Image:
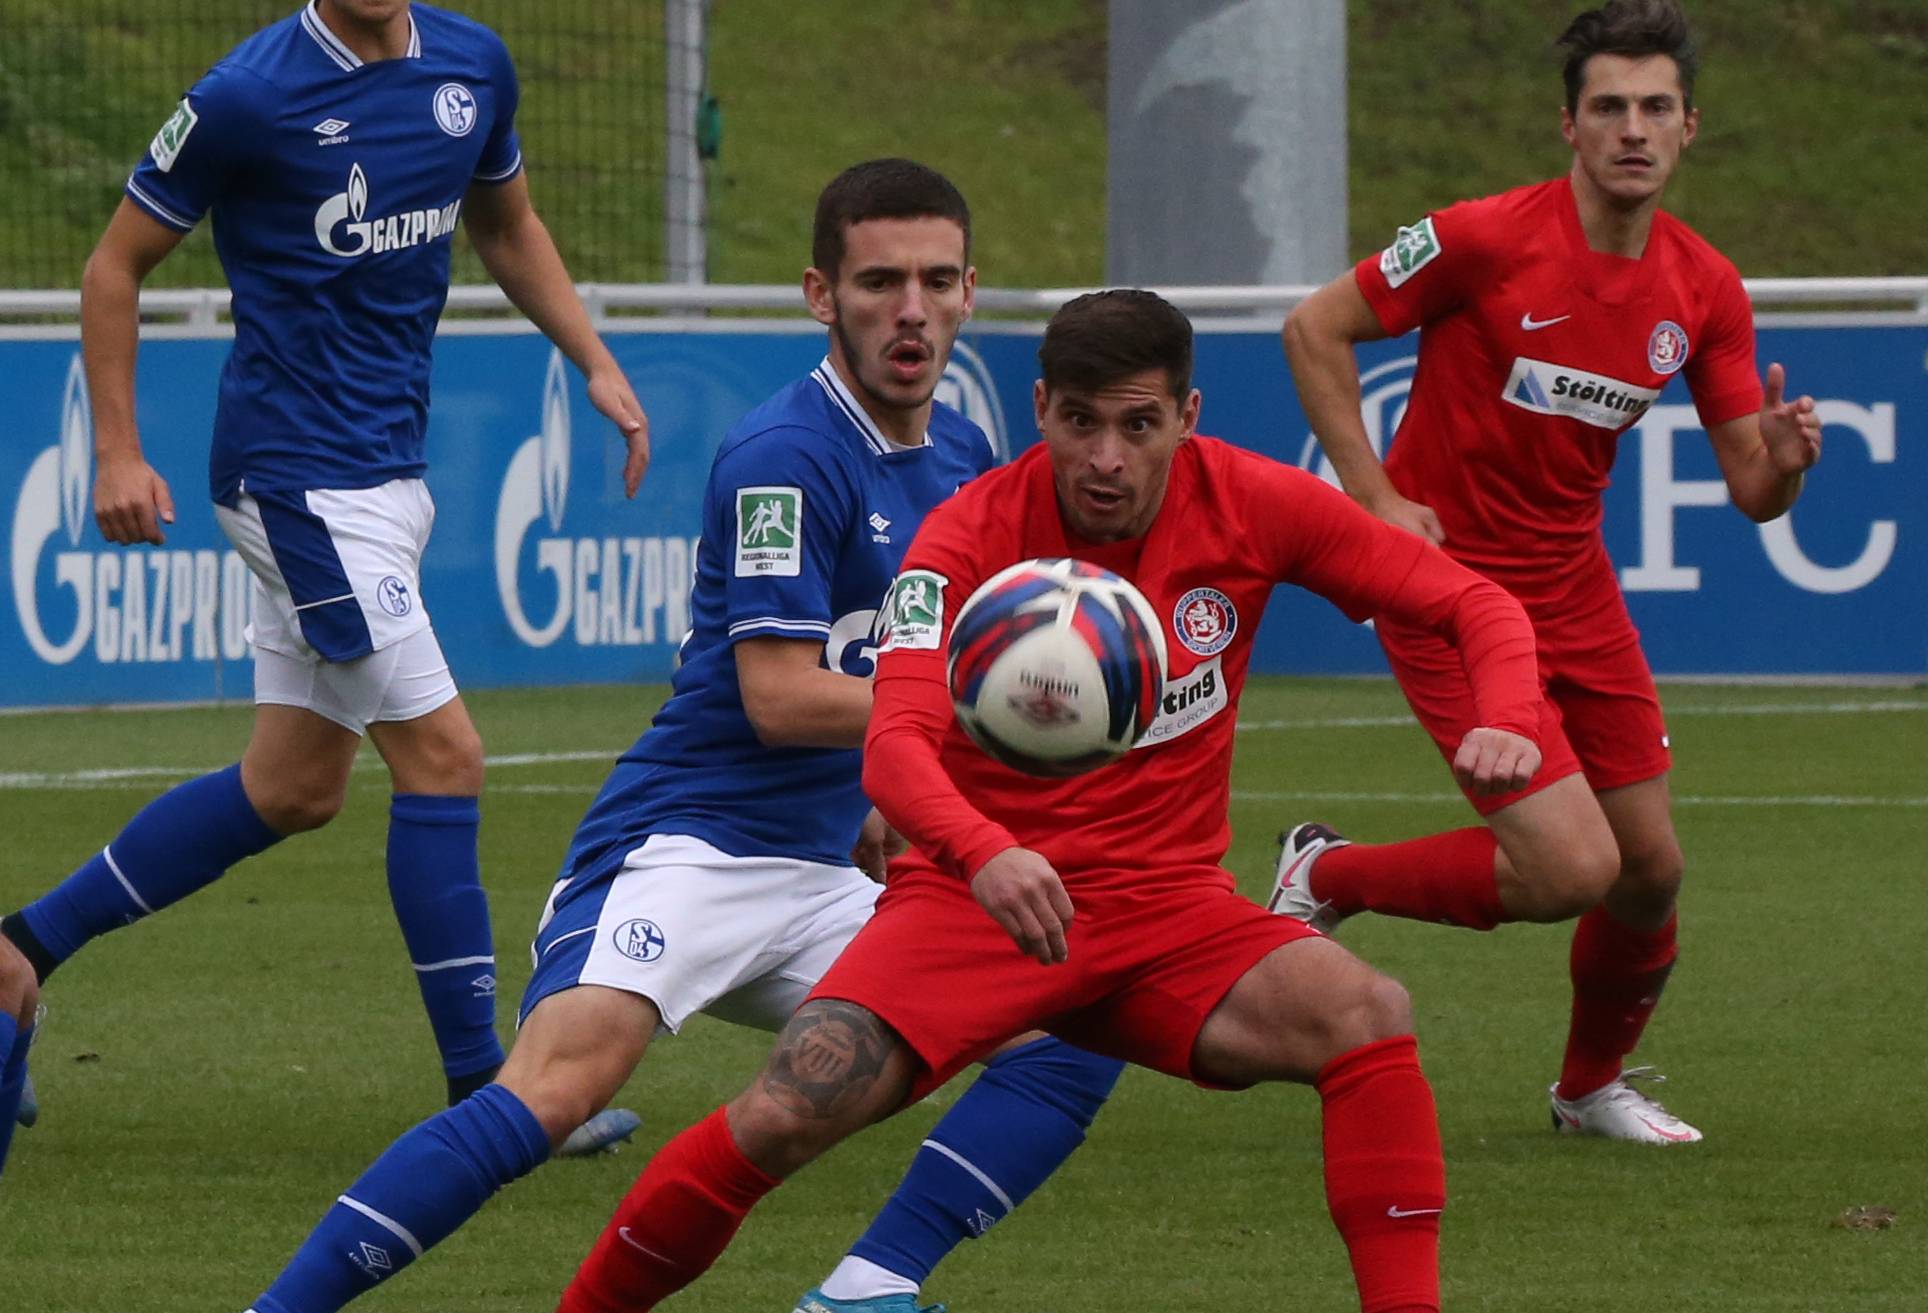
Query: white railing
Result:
<box><xmin>2</xmin><ymin>276</ymin><xmax>1925</xmax><ymax>332</ymax></box>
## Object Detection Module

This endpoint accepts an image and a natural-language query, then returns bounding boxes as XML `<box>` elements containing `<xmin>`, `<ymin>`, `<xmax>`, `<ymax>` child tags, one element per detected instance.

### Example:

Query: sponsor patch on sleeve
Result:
<box><xmin>149</xmin><ymin>99</ymin><xmax>199</xmax><ymax>173</ymax></box>
<box><xmin>1377</xmin><ymin>215</ymin><xmax>1440</xmax><ymax>289</ymax></box>
<box><xmin>734</xmin><ymin>486</ymin><xmax>802</xmax><ymax>577</ymax></box>
<box><xmin>877</xmin><ymin>569</ymin><xmax>948</xmax><ymax>653</ymax></box>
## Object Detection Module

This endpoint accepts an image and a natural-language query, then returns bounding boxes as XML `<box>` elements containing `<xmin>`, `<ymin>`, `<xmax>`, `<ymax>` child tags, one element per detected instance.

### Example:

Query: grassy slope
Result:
<box><xmin>1</xmin><ymin>679</ymin><xmax>1923</xmax><ymax>1310</ymax></box>
<box><xmin>1</xmin><ymin>1</ymin><xmax>1923</xmax><ymax>288</ymax></box>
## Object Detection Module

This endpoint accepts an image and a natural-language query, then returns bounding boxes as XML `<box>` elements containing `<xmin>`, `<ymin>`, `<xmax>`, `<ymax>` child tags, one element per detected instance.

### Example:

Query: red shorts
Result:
<box><xmin>1378</xmin><ymin>562</ymin><xmax>1670</xmax><ymax>816</ymax></box>
<box><xmin>808</xmin><ymin>863</ymin><xmax>1319</xmax><ymax>1101</ymax></box>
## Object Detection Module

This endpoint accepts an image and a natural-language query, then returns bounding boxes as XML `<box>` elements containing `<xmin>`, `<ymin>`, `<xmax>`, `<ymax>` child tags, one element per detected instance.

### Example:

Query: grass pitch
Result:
<box><xmin>1</xmin><ymin>677</ymin><xmax>1924</xmax><ymax>1311</ymax></box>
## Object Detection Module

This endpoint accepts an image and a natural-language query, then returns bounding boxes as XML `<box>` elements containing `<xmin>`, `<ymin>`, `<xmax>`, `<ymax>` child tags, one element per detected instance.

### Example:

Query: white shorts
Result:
<box><xmin>215</xmin><ymin>479</ymin><xmax>454</xmax><ymax>733</ymax></box>
<box><xmin>252</xmin><ymin>625</ymin><xmax>459</xmax><ymax>734</ymax></box>
<box><xmin>214</xmin><ymin>479</ymin><xmax>435</xmax><ymax>664</ymax></box>
<box><xmin>521</xmin><ymin>833</ymin><xmax>882</xmax><ymax>1035</ymax></box>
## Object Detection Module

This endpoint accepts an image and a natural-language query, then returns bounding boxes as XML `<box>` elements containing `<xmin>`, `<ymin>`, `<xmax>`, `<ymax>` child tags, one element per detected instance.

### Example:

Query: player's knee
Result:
<box><xmin>725</xmin><ymin>1086</ymin><xmax>858</xmax><ymax>1179</ymax></box>
<box><xmin>396</xmin><ymin>719</ymin><xmax>486</xmax><ymax>796</ymax></box>
<box><xmin>1355</xmin><ymin>972</ymin><xmax>1414</xmax><ymax>1043</ymax></box>
<box><xmin>0</xmin><ymin>948</ymin><xmax>36</xmax><ymax>1023</ymax></box>
<box><xmin>1310</xmin><ymin>971</ymin><xmax>1413</xmax><ymax>1063</ymax></box>
<box><xmin>1521</xmin><ymin>833</ymin><xmax>1619</xmax><ymax>921</ymax></box>
<box><xmin>1614</xmin><ymin>837</ymin><xmax>1684</xmax><ymax>916</ymax></box>
<box><xmin>248</xmin><ymin>779</ymin><xmax>346</xmax><ymax>835</ymax></box>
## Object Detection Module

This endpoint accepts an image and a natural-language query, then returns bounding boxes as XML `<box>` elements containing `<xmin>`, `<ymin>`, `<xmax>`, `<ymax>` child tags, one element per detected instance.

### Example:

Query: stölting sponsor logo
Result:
<box><xmin>493</xmin><ymin>349</ymin><xmax>699</xmax><ymax>651</ymax></box>
<box><xmin>11</xmin><ymin>354</ymin><xmax>253</xmax><ymax>668</ymax></box>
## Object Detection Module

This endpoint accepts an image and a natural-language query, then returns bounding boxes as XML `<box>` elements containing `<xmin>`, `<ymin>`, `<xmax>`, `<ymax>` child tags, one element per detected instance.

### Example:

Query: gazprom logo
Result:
<box><xmin>540</xmin><ymin>350</ymin><xmax>570</xmax><ymax>533</ymax></box>
<box><xmin>59</xmin><ymin>354</ymin><xmax>92</xmax><ymax>546</ymax></box>
<box><xmin>935</xmin><ymin>340</ymin><xmax>1009</xmax><ymax>460</ymax></box>
<box><xmin>493</xmin><ymin>349</ymin><xmax>698</xmax><ymax>650</ymax></box>
<box><xmin>315</xmin><ymin>162</ymin><xmax>461</xmax><ymax>259</ymax></box>
<box><xmin>1296</xmin><ymin>354</ymin><xmax>1417</xmax><ymax>485</ymax></box>
<box><xmin>11</xmin><ymin>353</ymin><xmax>252</xmax><ymax>667</ymax></box>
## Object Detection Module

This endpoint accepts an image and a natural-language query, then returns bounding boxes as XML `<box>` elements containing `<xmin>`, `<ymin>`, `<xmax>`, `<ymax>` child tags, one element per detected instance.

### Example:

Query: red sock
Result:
<box><xmin>1558</xmin><ymin>907</ymin><xmax>1678</xmax><ymax>1100</ymax></box>
<box><xmin>1314</xmin><ymin>828</ymin><xmax>1504</xmax><ymax>930</ymax></box>
<box><xmin>557</xmin><ymin>1106</ymin><xmax>780</xmax><ymax>1312</ymax></box>
<box><xmin>1317</xmin><ymin>1036</ymin><xmax>1444</xmax><ymax>1313</ymax></box>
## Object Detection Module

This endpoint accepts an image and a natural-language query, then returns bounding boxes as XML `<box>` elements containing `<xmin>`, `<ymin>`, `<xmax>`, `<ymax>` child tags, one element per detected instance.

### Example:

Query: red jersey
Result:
<box><xmin>1355</xmin><ymin>176</ymin><xmax>1762</xmax><ymax>595</ymax></box>
<box><xmin>864</xmin><ymin>436</ymin><xmax>1541</xmax><ymax>886</ymax></box>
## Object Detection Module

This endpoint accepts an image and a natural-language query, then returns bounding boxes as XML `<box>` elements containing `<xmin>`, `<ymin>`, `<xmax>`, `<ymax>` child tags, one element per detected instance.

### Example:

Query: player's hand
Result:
<box><xmin>1759</xmin><ymin>363</ymin><xmax>1822</xmax><ymax>476</ymax></box>
<box><xmin>850</xmin><ymin>807</ymin><xmax>907</xmax><ymax>884</ymax></box>
<box><xmin>587</xmin><ymin>365</ymin><xmax>650</xmax><ymax>498</ymax></box>
<box><xmin>94</xmin><ymin>452</ymin><xmax>175</xmax><ymax>545</ymax></box>
<box><xmin>971</xmin><ymin>848</ymin><xmax>1074</xmax><ymax>966</ymax></box>
<box><xmin>1451</xmin><ymin>726</ymin><xmax>1540</xmax><ymax>797</ymax></box>
<box><xmin>1362</xmin><ymin>490</ymin><xmax>1445</xmax><ymax>545</ymax></box>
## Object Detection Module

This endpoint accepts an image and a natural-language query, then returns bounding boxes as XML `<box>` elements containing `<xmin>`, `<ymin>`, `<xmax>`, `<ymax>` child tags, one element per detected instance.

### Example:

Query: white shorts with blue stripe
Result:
<box><xmin>215</xmin><ymin>477</ymin><xmax>456</xmax><ymax>732</ymax></box>
<box><xmin>521</xmin><ymin>833</ymin><xmax>881</xmax><ymax>1036</ymax></box>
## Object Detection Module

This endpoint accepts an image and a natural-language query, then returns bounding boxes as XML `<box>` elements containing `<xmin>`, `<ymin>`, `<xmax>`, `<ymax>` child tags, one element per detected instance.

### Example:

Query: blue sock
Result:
<box><xmin>19</xmin><ymin>763</ymin><xmax>281</xmax><ymax>972</ymax></box>
<box><xmin>0</xmin><ymin>1017</ymin><xmax>31</xmax><ymax>1177</ymax></box>
<box><xmin>385</xmin><ymin>795</ymin><xmax>505</xmax><ymax>1096</ymax></box>
<box><xmin>847</xmin><ymin>1038</ymin><xmax>1124</xmax><ymax>1284</ymax></box>
<box><xmin>252</xmin><ymin>1083</ymin><xmax>549</xmax><ymax>1313</ymax></box>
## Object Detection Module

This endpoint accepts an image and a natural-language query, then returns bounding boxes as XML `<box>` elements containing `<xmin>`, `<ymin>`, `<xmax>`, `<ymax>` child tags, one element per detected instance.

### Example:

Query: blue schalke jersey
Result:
<box><xmin>124</xmin><ymin>2</ymin><xmax>522</xmax><ymax>505</ymax></box>
<box><xmin>563</xmin><ymin>360</ymin><xmax>995</xmax><ymax>872</ymax></box>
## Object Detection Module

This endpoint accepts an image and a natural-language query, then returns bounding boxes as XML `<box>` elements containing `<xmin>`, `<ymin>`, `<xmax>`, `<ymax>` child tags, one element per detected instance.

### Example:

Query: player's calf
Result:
<box><xmin>496</xmin><ymin>985</ymin><xmax>656</xmax><ymax>1148</ymax></box>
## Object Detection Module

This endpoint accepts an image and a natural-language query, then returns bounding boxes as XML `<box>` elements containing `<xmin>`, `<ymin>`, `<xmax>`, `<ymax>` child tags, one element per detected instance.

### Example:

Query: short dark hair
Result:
<box><xmin>811</xmin><ymin>159</ymin><xmax>971</xmax><ymax>280</ymax></box>
<box><xmin>1038</xmin><ymin>289</ymin><xmax>1194</xmax><ymax>402</ymax></box>
<box><xmin>1558</xmin><ymin>0</ymin><xmax>1699</xmax><ymax>113</ymax></box>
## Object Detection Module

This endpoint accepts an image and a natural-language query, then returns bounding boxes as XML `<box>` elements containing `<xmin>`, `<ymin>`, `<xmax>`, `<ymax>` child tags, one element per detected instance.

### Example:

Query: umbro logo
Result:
<box><xmin>1520</xmin><ymin>311</ymin><xmax>1570</xmax><ymax>331</ymax></box>
<box><xmin>313</xmin><ymin>118</ymin><xmax>351</xmax><ymax>146</ymax></box>
<box><xmin>868</xmin><ymin>511</ymin><xmax>891</xmax><ymax>542</ymax></box>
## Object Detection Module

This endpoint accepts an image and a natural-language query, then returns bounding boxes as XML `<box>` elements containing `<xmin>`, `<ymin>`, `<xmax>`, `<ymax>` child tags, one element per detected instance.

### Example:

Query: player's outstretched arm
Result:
<box><xmin>1282</xmin><ymin>272</ymin><xmax>1443</xmax><ymax>544</ymax></box>
<box><xmin>80</xmin><ymin>199</ymin><xmax>185</xmax><ymax>545</ymax></box>
<box><xmin>463</xmin><ymin>173</ymin><xmax>650</xmax><ymax>497</ymax></box>
<box><xmin>1707</xmin><ymin>362</ymin><xmax>1823</xmax><ymax>523</ymax></box>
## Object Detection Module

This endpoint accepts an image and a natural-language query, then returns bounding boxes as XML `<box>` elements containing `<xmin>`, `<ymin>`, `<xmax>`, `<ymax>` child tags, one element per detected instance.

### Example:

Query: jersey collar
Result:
<box><xmin>810</xmin><ymin>357</ymin><xmax>930</xmax><ymax>456</ymax></box>
<box><xmin>302</xmin><ymin>1</ymin><xmax>423</xmax><ymax>72</ymax></box>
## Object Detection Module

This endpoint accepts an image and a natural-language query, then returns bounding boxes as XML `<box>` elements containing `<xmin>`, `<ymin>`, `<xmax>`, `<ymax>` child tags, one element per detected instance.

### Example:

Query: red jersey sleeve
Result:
<box><xmin>1353</xmin><ymin>197</ymin><xmax>1503</xmax><ymax>337</ymax></box>
<box><xmin>864</xmin><ymin>497</ymin><xmax>1020</xmax><ymax>880</ymax></box>
<box><xmin>1684</xmin><ymin>260</ymin><xmax>1763</xmax><ymax>428</ymax></box>
<box><xmin>1246</xmin><ymin>458</ymin><xmax>1541</xmax><ymax>738</ymax></box>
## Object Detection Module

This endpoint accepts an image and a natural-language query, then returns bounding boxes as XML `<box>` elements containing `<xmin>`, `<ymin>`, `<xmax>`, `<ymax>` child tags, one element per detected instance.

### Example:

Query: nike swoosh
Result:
<box><xmin>1387</xmin><ymin>1205</ymin><xmax>1444</xmax><ymax>1218</ymax></box>
<box><xmin>617</xmin><ymin>1226</ymin><xmax>681</xmax><ymax>1266</ymax></box>
<box><xmin>1637</xmin><ymin>1115</ymin><xmax>1698</xmax><ymax>1143</ymax></box>
<box><xmin>1520</xmin><ymin>312</ymin><xmax>1571</xmax><ymax>331</ymax></box>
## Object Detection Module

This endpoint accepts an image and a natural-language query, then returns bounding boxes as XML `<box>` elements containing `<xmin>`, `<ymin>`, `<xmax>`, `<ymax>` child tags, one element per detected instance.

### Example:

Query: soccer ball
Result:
<box><xmin>947</xmin><ymin>558</ymin><xmax>1168</xmax><ymax>778</ymax></box>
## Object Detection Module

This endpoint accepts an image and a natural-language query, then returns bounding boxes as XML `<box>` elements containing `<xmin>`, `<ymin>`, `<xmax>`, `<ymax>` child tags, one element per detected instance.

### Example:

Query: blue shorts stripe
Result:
<box><xmin>250</xmin><ymin>488</ymin><xmax>375</xmax><ymax>662</ymax></box>
<box><xmin>519</xmin><ymin>873</ymin><xmax>617</xmax><ymax>1024</ymax></box>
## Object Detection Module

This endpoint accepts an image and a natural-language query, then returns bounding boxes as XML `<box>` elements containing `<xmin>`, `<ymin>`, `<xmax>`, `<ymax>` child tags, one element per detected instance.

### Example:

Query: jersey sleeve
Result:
<box><xmin>705</xmin><ymin>428</ymin><xmax>856</xmax><ymax>646</ymax></box>
<box><xmin>1684</xmin><ymin>262</ymin><xmax>1762</xmax><ymax>428</ymax></box>
<box><xmin>1353</xmin><ymin>198</ymin><xmax>1500</xmax><ymax>337</ymax></box>
<box><xmin>473</xmin><ymin>33</ymin><xmax>524</xmax><ymax>184</ymax></box>
<box><xmin>1248</xmin><ymin>460</ymin><xmax>1541</xmax><ymax>738</ymax></box>
<box><xmin>124</xmin><ymin>66</ymin><xmax>261</xmax><ymax>232</ymax></box>
<box><xmin>865</xmin><ymin>497</ymin><xmax>1021</xmax><ymax>879</ymax></box>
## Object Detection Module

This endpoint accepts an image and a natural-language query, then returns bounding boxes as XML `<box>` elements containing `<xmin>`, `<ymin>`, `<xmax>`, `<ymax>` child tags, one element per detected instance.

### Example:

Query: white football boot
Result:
<box><xmin>1549</xmin><ymin>1067</ymin><xmax>1703</xmax><ymax>1145</ymax></box>
<box><xmin>1268</xmin><ymin>823</ymin><xmax>1351</xmax><ymax>935</ymax></box>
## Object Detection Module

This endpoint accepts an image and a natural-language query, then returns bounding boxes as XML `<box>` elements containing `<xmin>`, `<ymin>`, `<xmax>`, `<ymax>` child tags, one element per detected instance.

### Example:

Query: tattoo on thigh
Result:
<box><xmin>759</xmin><ymin>1000</ymin><xmax>892</xmax><ymax>1119</ymax></box>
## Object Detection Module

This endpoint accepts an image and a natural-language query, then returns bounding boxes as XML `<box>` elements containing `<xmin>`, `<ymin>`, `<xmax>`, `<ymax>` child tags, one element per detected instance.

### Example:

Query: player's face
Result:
<box><xmin>1035</xmin><ymin>369</ymin><xmax>1200</xmax><ymax>543</ymax></box>
<box><xmin>1561</xmin><ymin>53</ymin><xmax>1698</xmax><ymax>208</ymax></box>
<box><xmin>806</xmin><ymin>217</ymin><xmax>975</xmax><ymax>435</ymax></box>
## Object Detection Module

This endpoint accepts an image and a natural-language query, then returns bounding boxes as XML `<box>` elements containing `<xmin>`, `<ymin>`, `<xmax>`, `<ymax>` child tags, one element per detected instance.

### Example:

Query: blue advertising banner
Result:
<box><xmin>1</xmin><ymin>319</ymin><xmax>1921</xmax><ymax>710</ymax></box>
